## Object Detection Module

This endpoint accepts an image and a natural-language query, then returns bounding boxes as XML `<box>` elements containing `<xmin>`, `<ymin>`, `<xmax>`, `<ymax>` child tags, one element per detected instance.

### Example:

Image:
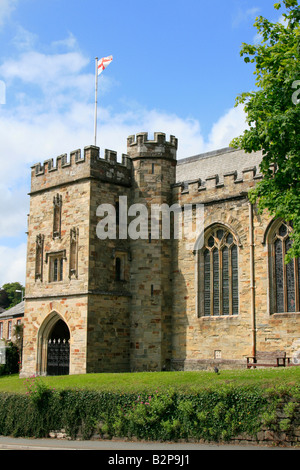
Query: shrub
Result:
<box><xmin>0</xmin><ymin>380</ymin><xmax>299</xmax><ymax>442</ymax></box>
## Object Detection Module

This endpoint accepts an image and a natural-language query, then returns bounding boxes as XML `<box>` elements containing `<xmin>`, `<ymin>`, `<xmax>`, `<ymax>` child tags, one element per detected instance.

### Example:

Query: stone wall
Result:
<box><xmin>87</xmin><ymin>294</ymin><xmax>130</xmax><ymax>373</ymax></box>
<box><xmin>171</xmin><ymin>158</ymin><xmax>300</xmax><ymax>369</ymax></box>
<box><xmin>21</xmin><ymin>132</ymin><xmax>300</xmax><ymax>377</ymax></box>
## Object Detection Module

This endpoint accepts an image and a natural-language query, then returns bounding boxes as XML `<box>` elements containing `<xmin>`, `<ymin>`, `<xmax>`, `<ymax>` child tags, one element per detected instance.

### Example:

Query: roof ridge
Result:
<box><xmin>177</xmin><ymin>147</ymin><xmax>238</xmax><ymax>165</ymax></box>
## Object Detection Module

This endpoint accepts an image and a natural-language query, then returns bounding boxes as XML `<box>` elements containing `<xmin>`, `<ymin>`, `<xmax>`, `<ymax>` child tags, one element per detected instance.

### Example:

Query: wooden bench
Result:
<box><xmin>246</xmin><ymin>350</ymin><xmax>291</xmax><ymax>368</ymax></box>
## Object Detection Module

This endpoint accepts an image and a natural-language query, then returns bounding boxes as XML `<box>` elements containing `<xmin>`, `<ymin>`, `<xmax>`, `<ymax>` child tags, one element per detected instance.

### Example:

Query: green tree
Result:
<box><xmin>1</xmin><ymin>282</ymin><xmax>24</xmax><ymax>309</ymax></box>
<box><xmin>0</xmin><ymin>289</ymin><xmax>10</xmax><ymax>310</ymax></box>
<box><xmin>231</xmin><ymin>0</ymin><xmax>300</xmax><ymax>261</ymax></box>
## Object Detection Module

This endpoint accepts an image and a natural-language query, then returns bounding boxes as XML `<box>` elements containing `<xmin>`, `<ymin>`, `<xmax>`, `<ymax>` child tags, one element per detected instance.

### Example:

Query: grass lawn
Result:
<box><xmin>0</xmin><ymin>367</ymin><xmax>299</xmax><ymax>395</ymax></box>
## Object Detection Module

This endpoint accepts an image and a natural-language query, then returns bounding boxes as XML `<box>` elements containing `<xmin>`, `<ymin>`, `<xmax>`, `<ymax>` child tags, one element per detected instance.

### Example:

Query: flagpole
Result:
<box><xmin>94</xmin><ymin>56</ymin><xmax>98</xmax><ymax>146</ymax></box>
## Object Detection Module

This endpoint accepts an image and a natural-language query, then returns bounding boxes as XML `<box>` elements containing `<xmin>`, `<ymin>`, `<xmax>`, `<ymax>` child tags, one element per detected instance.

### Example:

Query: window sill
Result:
<box><xmin>271</xmin><ymin>312</ymin><xmax>300</xmax><ymax>317</ymax></box>
<box><xmin>199</xmin><ymin>314</ymin><xmax>239</xmax><ymax>320</ymax></box>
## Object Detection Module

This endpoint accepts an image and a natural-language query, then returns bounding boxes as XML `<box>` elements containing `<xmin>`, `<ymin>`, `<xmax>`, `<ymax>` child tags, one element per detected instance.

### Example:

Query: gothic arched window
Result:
<box><xmin>270</xmin><ymin>221</ymin><xmax>299</xmax><ymax>313</ymax></box>
<box><xmin>199</xmin><ymin>226</ymin><xmax>239</xmax><ymax>316</ymax></box>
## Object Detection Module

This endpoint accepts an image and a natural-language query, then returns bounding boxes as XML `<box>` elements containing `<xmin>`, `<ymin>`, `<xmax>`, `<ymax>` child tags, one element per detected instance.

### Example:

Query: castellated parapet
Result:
<box><xmin>30</xmin><ymin>145</ymin><xmax>132</xmax><ymax>194</ymax></box>
<box><xmin>174</xmin><ymin>165</ymin><xmax>263</xmax><ymax>201</ymax></box>
<box><xmin>127</xmin><ymin>132</ymin><xmax>178</xmax><ymax>160</ymax></box>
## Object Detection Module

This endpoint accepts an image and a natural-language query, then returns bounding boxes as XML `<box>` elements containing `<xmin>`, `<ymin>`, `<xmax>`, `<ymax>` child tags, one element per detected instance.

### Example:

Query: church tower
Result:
<box><xmin>21</xmin><ymin>133</ymin><xmax>177</xmax><ymax>377</ymax></box>
<box><xmin>127</xmin><ymin>132</ymin><xmax>177</xmax><ymax>371</ymax></box>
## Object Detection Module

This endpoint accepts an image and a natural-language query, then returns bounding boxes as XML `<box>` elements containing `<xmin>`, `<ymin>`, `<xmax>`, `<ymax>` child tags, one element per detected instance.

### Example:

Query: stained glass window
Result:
<box><xmin>275</xmin><ymin>238</ymin><xmax>284</xmax><ymax>313</ymax></box>
<box><xmin>204</xmin><ymin>249</ymin><xmax>211</xmax><ymax>316</ymax></box>
<box><xmin>222</xmin><ymin>247</ymin><xmax>229</xmax><ymax>315</ymax></box>
<box><xmin>272</xmin><ymin>222</ymin><xmax>299</xmax><ymax>314</ymax></box>
<box><xmin>201</xmin><ymin>227</ymin><xmax>239</xmax><ymax>316</ymax></box>
<box><xmin>213</xmin><ymin>249</ymin><xmax>220</xmax><ymax>315</ymax></box>
<box><xmin>232</xmin><ymin>245</ymin><xmax>239</xmax><ymax>315</ymax></box>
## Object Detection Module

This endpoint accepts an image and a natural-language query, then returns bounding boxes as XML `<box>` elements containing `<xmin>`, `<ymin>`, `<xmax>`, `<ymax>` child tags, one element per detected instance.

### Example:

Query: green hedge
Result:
<box><xmin>0</xmin><ymin>378</ymin><xmax>299</xmax><ymax>441</ymax></box>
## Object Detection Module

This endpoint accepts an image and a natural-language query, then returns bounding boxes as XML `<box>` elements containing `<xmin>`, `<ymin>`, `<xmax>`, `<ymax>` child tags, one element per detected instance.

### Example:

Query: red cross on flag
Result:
<box><xmin>98</xmin><ymin>55</ymin><xmax>113</xmax><ymax>75</ymax></box>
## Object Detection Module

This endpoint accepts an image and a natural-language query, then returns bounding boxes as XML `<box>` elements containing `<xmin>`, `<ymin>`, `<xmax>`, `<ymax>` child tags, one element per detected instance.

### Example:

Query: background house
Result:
<box><xmin>0</xmin><ymin>301</ymin><xmax>24</xmax><ymax>342</ymax></box>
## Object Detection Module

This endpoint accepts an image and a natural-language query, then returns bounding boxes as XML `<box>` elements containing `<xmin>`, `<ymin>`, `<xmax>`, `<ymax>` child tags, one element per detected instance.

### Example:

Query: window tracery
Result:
<box><xmin>270</xmin><ymin>221</ymin><xmax>299</xmax><ymax>313</ymax></box>
<box><xmin>200</xmin><ymin>226</ymin><xmax>239</xmax><ymax>316</ymax></box>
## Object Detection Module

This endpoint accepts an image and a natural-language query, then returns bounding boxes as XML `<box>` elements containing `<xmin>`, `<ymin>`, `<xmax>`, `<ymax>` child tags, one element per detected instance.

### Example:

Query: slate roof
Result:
<box><xmin>176</xmin><ymin>147</ymin><xmax>263</xmax><ymax>184</ymax></box>
<box><xmin>0</xmin><ymin>301</ymin><xmax>24</xmax><ymax>319</ymax></box>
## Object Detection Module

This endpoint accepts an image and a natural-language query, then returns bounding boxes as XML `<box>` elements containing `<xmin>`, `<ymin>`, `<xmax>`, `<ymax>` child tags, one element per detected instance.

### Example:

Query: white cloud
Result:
<box><xmin>0</xmin><ymin>45</ymin><xmax>117</xmax><ymax>115</ymax></box>
<box><xmin>232</xmin><ymin>6</ymin><xmax>260</xmax><ymax>28</ymax></box>
<box><xmin>0</xmin><ymin>243</ymin><xmax>26</xmax><ymax>286</ymax></box>
<box><xmin>12</xmin><ymin>25</ymin><xmax>38</xmax><ymax>50</ymax></box>
<box><xmin>206</xmin><ymin>104</ymin><xmax>248</xmax><ymax>151</ymax></box>
<box><xmin>0</xmin><ymin>99</ymin><xmax>247</xmax><ymax>173</ymax></box>
<box><xmin>0</xmin><ymin>50</ymin><xmax>91</xmax><ymax>93</ymax></box>
<box><xmin>51</xmin><ymin>32</ymin><xmax>78</xmax><ymax>51</ymax></box>
<box><xmin>97</xmin><ymin>107</ymin><xmax>206</xmax><ymax>159</ymax></box>
<box><xmin>0</xmin><ymin>0</ymin><xmax>18</xmax><ymax>29</ymax></box>
<box><xmin>0</xmin><ymin>183</ymin><xmax>29</xmax><ymax>237</ymax></box>
<box><xmin>0</xmin><ymin>29</ymin><xmax>249</xmax><ymax>286</ymax></box>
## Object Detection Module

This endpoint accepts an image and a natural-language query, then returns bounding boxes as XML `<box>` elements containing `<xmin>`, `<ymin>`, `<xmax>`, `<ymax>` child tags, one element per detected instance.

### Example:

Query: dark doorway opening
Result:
<box><xmin>47</xmin><ymin>319</ymin><xmax>70</xmax><ymax>376</ymax></box>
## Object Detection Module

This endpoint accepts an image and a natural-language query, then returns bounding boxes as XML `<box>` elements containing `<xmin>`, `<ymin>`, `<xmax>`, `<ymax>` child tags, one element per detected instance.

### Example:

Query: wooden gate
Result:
<box><xmin>47</xmin><ymin>338</ymin><xmax>70</xmax><ymax>376</ymax></box>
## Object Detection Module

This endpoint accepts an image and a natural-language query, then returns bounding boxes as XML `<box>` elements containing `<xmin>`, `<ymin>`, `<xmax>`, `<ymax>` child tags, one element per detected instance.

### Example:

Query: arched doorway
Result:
<box><xmin>46</xmin><ymin>319</ymin><xmax>70</xmax><ymax>376</ymax></box>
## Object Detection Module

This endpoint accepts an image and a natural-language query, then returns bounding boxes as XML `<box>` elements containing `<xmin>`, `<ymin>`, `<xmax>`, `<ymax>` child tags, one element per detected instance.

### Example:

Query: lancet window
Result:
<box><xmin>200</xmin><ymin>226</ymin><xmax>239</xmax><ymax>316</ymax></box>
<box><xmin>270</xmin><ymin>221</ymin><xmax>299</xmax><ymax>313</ymax></box>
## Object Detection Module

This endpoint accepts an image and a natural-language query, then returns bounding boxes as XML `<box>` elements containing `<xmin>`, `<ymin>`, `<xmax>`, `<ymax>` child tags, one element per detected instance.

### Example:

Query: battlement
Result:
<box><xmin>127</xmin><ymin>132</ymin><xmax>178</xmax><ymax>160</ymax></box>
<box><xmin>30</xmin><ymin>145</ymin><xmax>132</xmax><ymax>193</ymax></box>
<box><xmin>174</xmin><ymin>165</ymin><xmax>263</xmax><ymax>199</ymax></box>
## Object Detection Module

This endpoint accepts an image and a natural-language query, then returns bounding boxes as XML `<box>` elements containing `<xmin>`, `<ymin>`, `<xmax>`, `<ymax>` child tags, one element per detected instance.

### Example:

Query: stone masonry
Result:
<box><xmin>20</xmin><ymin>132</ymin><xmax>300</xmax><ymax>377</ymax></box>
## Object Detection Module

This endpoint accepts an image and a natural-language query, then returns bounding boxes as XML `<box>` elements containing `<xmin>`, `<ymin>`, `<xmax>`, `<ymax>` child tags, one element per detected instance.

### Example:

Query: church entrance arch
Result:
<box><xmin>37</xmin><ymin>312</ymin><xmax>70</xmax><ymax>376</ymax></box>
<box><xmin>47</xmin><ymin>319</ymin><xmax>70</xmax><ymax>376</ymax></box>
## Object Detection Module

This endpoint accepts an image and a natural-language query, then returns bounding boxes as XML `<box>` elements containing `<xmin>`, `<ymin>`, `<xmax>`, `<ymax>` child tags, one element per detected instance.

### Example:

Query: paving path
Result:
<box><xmin>0</xmin><ymin>435</ymin><xmax>295</xmax><ymax>451</ymax></box>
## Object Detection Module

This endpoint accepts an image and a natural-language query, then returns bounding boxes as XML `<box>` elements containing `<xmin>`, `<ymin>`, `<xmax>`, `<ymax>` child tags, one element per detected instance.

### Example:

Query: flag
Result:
<box><xmin>98</xmin><ymin>55</ymin><xmax>113</xmax><ymax>75</ymax></box>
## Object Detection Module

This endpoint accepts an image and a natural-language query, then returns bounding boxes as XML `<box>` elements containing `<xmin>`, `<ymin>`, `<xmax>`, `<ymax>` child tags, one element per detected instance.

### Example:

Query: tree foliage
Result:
<box><xmin>231</xmin><ymin>0</ymin><xmax>300</xmax><ymax>261</ymax></box>
<box><xmin>0</xmin><ymin>283</ymin><xmax>24</xmax><ymax>310</ymax></box>
<box><xmin>0</xmin><ymin>289</ymin><xmax>9</xmax><ymax>310</ymax></box>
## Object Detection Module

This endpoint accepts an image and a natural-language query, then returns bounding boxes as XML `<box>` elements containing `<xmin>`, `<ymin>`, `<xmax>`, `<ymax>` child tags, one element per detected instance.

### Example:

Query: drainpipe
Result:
<box><xmin>241</xmin><ymin>192</ymin><xmax>256</xmax><ymax>359</ymax></box>
<box><xmin>249</xmin><ymin>200</ymin><xmax>256</xmax><ymax>358</ymax></box>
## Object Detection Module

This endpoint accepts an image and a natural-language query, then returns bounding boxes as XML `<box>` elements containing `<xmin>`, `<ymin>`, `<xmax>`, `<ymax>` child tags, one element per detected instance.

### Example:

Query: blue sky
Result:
<box><xmin>0</xmin><ymin>0</ymin><xmax>285</xmax><ymax>286</ymax></box>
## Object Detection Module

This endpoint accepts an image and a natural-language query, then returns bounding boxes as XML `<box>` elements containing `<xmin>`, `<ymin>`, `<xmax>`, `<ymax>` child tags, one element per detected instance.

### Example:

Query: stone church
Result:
<box><xmin>20</xmin><ymin>132</ymin><xmax>300</xmax><ymax>377</ymax></box>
